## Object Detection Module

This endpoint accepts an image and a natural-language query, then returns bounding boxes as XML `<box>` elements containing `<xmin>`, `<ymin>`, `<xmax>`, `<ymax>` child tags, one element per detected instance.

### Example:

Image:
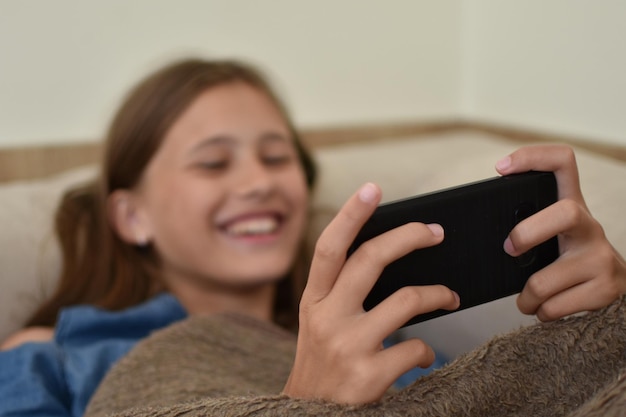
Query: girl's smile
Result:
<box><xmin>219</xmin><ymin>211</ymin><xmax>284</xmax><ymax>239</ymax></box>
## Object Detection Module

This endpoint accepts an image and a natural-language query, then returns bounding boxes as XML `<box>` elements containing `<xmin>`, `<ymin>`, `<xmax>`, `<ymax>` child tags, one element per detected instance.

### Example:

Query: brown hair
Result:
<box><xmin>26</xmin><ymin>59</ymin><xmax>317</xmax><ymax>330</ymax></box>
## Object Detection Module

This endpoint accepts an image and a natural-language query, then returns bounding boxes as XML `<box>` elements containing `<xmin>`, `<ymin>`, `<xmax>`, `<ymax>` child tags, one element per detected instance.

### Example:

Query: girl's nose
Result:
<box><xmin>233</xmin><ymin>156</ymin><xmax>275</xmax><ymax>199</ymax></box>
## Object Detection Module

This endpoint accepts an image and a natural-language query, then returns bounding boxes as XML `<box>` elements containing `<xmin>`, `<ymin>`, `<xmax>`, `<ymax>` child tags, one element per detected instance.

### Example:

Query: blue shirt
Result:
<box><xmin>0</xmin><ymin>293</ymin><xmax>187</xmax><ymax>417</ymax></box>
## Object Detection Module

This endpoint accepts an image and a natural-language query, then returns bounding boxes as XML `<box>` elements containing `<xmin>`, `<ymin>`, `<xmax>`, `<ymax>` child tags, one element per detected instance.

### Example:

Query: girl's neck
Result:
<box><xmin>165</xmin><ymin>276</ymin><xmax>276</xmax><ymax>322</ymax></box>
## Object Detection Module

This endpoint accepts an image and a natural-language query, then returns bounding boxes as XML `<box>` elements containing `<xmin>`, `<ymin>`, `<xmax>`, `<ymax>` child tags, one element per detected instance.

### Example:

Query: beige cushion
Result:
<box><xmin>1</xmin><ymin>132</ymin><xmax>625</xmax><ymax>354</ymax></box>
<box><xmin>0</xmin><ymin>166</ymin><xmax>97</xmax><ymax>341</ymax></box>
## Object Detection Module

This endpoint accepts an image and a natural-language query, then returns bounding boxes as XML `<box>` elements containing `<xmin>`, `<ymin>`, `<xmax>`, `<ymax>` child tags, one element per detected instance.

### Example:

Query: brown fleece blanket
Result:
<box><xmin>86</xmin><ymin>297</ymin><xmax>626</xmax><ymax>417</ymax></box>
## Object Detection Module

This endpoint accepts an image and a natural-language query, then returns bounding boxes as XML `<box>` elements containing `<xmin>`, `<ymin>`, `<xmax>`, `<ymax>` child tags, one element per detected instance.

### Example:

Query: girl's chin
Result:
<box><xmin>208</xmin><ymin>256</ymin><xmax>293</xmax><ymax>285</ymax></box>
<box><xmin>230</xmin><ymin>269</ymin><xmax>292</xmax><ymax>286</ymax></box>
<box><xmin>219</xmin><ymin>246</ymin><xmax>298</xmax><ymax>276</ymax></box>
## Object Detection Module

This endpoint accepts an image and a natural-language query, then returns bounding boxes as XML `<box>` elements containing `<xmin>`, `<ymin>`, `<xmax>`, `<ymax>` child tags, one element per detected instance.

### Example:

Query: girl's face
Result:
<box><xmin>132</xmin><ymin>82</ymin><xmax>309</xmax><ymax>292</ymax></box>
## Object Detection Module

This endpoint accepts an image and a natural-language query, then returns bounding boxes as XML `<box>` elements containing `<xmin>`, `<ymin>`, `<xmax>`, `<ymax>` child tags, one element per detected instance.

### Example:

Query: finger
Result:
<box><xmin>331</xmin><ymin>222</ymin><xmax>445</xmax><ymax>309</ymax></box>
<box><xmin>304</xmin><ymin>183</ymin><xmax>381</xmax><ymax>303</ymax></box>
<box><xmin>495</xmin><ymin>144</ymin><xmax>585</xmax><ymax>203</ymax></box>
<box><xmin>373</xmin><ymin>338</ymin><xmax>435</xmax><ymax>386</ymax></box>
<box><xmin>517</xmin><ymin>254</ymin><xmax>589</xmax><ymax>316</ymax></box>
<box><xmin>533</xmin><ymin>277</ymin><xmax>622</xmax><ymax>322</ymax></box>
<box><xmin>518</xmin><ymin>240</ymin><xmax>623</xmax><ymax>317</ymax></box>
<box><xmin>503</xmin><ymin>199</ymin><xmax>594</xmax><ymax>257</ymax></box>
<box><xmin>364</xmin><ymin>284</ymin><xmax>460</xmax><ymax>342</ymax></box>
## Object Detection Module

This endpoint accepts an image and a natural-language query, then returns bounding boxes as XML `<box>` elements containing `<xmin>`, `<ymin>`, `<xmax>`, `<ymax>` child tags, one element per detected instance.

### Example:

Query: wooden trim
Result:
<box><xmin>1</xmin><ymin>120</ymin><xmax>624</xmax><ymax>182</ymax></box>
<box><xmin>300</xmin><ymin>120</ymin><xmax>462</xmax><ymax>148</ymax></box>
<box><xmin>0</xmin><ymin>121</ymin><xmax>463</xmax><ymax>182</ymax></box>
<box><xmin>0</xmin><ymin>142</ymin><xmax>102</xmax><ymax>182</ymax></box>
<box><xmin>302</xmin><ymin>120</ymin><xmax>626</xmax><ymax>163</ymax></box>
<box><xmin>462</xmin><ymin>121</ymin><xmax>626</xmax><ymax>164</ymax></box>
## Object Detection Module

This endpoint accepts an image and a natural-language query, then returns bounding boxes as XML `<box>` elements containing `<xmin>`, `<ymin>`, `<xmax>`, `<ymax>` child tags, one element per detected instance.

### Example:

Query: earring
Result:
<box><xmin>134</xmin><ymin>231</ymin><xmax>149</xmax><ymax>248</ymax></box>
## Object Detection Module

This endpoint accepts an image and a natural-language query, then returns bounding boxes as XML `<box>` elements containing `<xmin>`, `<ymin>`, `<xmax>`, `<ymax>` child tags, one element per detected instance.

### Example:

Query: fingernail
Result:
<box><xmin>452</xmin><ymin>291</ymin><xmax>460</xmax><ymax>306</ymax></box>
<box><xmin>427</xmin><ymin>223</ymin><xmax>444</xmax><ymax>237</ymax></box>
<box><xmin>358</xmin><ymin>182</ymin><xmax>378</xmax><ymax>203</ymax></box>
<box><xmin>503</xmin><ymin>237</ymin><xmax>516</xmax><ymax>255</ymax></box>
<box><xmin>496</xmin><ymin>155</ymin><xmax>512</xmax><ymax>171</ymax></box>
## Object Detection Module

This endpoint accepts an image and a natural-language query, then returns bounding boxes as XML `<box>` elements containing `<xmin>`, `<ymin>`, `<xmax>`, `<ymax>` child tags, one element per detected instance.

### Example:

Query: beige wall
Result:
<box><xmin>1</xmin><ymin>1</ymin><xmax>625</xmax><ymax>148</ymax></box>
<box><xmin>461</xmin><ymin>0</ymin><xmax>626</xmax><ymax>145</ymax></box>
<box><xmin>0</xmin><ymin>0</ymin><xmax>461</xmax><ymax>147</ymax></box>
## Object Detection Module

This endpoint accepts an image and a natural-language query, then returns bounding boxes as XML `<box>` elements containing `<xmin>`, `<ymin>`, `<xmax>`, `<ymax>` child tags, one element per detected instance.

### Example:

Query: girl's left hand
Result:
<box><xmin>496</xmin><ymin>144</ymin><xmax>626</xmax><ymax>321</ymax></box>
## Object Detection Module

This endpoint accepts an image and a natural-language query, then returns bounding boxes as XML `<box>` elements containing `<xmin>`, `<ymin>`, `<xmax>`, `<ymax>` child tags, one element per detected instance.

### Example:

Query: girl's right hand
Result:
<box><xmin>282</xmin><ymin>183</ymin><xmax>460</xmax><ymax>404</ymax></box>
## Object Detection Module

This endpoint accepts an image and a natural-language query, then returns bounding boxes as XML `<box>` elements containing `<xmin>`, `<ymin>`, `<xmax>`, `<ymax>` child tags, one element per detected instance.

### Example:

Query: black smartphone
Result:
<box><xmin>349</xmin><ymin>171</ymin><xmax>560</xmax><ymax>326</ymax></box>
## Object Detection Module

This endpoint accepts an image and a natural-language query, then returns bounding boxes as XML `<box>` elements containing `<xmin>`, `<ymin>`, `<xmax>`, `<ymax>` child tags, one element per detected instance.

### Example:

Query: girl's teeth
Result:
<box><xmin>226</xmin><ymin>217</ymin><xmax>278</xmax><ymax>236</ymax></box>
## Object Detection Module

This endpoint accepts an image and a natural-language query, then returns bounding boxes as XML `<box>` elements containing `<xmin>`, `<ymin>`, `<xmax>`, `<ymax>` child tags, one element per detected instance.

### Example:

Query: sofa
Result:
<box><xmin>1</xmin><ymin>130</ymin><xmax>625</xmax><ymax>359</ymax></box>
<box><xmin>2</xmin><ymin>129</ymin><xmax>626</xmax><ymax>415</ymax></box>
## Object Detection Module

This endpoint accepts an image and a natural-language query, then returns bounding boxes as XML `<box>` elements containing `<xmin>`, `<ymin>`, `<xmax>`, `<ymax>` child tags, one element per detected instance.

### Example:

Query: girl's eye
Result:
<box><xmin>262</xmin><ymin>154</ymin><xmax>292</xmax><ymax>166</ymax></box>
<box><xmin>197</xmin><ymin>160</ymin><xmax>229</xmax><ymax>171</ymax></box>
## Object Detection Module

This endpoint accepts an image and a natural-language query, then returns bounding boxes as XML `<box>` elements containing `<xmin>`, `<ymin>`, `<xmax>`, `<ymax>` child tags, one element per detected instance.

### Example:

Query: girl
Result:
<box><xmin>1</xmin><ymin>58</ymin><xmax>624</xmax><ymax>415</ymax></box>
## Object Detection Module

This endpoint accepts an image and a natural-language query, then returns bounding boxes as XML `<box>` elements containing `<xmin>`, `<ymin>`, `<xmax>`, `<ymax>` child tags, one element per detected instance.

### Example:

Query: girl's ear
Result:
<box><xmin>107</xmin><ymin>190</ymin><xmax>153</xmax><ymax>246</ymax></box>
